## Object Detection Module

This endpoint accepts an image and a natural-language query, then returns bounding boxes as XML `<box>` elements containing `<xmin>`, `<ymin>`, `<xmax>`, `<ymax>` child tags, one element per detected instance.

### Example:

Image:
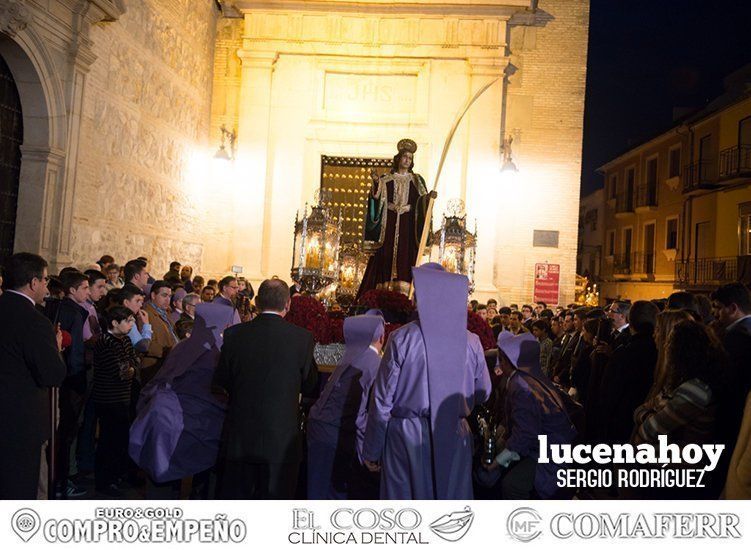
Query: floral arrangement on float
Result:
<box><xmin>467</xmin><ymin>311</ymin><xmax>496</xmax><ymax>351</ymax></box>
<box><xmin>357</xmin><ymin>289</ymin><xmax>415</xmax><ymax>324</ymax></box>
<box><xmin>286</xmin><ymin>290</ymin><xmax>496</xmax><ymax>369</ymax></box>
<box><xmin>286</xmin><ymin>294</ymin><xmax>332</xmax><ymax>344</ymax></box>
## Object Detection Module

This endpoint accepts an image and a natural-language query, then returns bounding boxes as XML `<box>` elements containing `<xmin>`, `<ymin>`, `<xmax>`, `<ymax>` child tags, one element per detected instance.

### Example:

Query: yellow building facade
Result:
<box><xmin>210</xmin><ymin>0</ymin><xmax>590</xmax><ymax>304</ymax></box>
<box><xmin>596</xmin><ymin>67</ymin><xmax>751</xmax><ymax>302</ymax></box>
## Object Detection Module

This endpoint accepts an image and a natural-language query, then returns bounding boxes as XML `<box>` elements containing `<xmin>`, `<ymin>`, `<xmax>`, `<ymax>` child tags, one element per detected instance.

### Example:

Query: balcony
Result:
<box><xmin>633</xmin><ymin>252</ymin><xmax>656</xmax><ymax>275</ymax></box>
<box><xmin>719</xmin><ymin>145</ymin><xmax>751</xmax><ymax>182</ymax></box>
<box><xmin>614</xmin><ymin>191</ymin><xmax>634</xmax><ymax>218</ymax></box>
<box><xmin>635</xmin><ymin>183</ymin><xmax>658</xmax><ymax>212</ymax></box>
<box><xmin>612</xmin><ymin>253</ymin><xmax>633</xmax><ymax>275</ymax></box>
<box><xmin>674</xmin><ymin>256</ymin><xmax>738</xmax><ymax>288</ymax></box>
<box><xmin>682</xmin><ymin>160</ymin><xmax>718</xmax><ymax>194</ymax></box>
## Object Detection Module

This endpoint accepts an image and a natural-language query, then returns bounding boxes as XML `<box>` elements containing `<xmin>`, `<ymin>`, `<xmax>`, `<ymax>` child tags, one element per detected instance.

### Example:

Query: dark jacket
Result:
<box><xmin>553</xmin><ymin>331</ymin><xmax>579</xmax><ymax>386</ymax></box>
<box><xmin>612</xmin><ymin>326</ymin><xmax>632</xmax><ymax>350</ymax></box>
<box><xmin>596</xmin><ymin>331</ymin><xmax>657</xmax><ymax>443</ymax></box>
<box><xmin>213</xmin><ymin>314</ymin><xmax>318</xmax><ymax>464</ymax></box>
<box><xmin>0</xmin><ymin>292</ymin><xmax>67</xmax><ymax>445</ymax></box>
<box><xmin>57</xmin><ymin>297</ymin><xmax>89</xmax><ymax>377</ymax></box>
<box><xmin>714</xmin><ymin>317</ymin><xmax>751</xmax><ymax>490</ymax></box>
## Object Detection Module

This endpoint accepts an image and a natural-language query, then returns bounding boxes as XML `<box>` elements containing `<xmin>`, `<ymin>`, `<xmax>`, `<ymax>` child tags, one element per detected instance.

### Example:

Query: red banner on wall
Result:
<box><xmin>533</xmin><ymin>263</ymin><xmax>560</xmax><ymax>305</ymax></box>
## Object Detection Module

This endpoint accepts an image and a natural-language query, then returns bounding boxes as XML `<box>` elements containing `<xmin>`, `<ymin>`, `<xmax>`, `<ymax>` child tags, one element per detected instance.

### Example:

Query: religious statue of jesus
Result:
<box><xmin>356</xmin><ymin>139</ymin><xmax>436</xmax><ymax>298</ymax></box>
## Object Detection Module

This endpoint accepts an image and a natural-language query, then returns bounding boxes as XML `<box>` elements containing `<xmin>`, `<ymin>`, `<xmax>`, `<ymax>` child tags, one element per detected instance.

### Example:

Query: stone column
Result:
<box><xmin>464</xmin><ymin>56</ymin><xmax>507</xmax><ymax>300</ymax></box>
<box><xmin>14</xmin><ymin>146</ymin><xmax>66</xmax><ymax>263</ymax></box>
<box><xmin>233</xmin><ymin>48</ymin><xmax>277</xmax><ymax>281</ymax></box>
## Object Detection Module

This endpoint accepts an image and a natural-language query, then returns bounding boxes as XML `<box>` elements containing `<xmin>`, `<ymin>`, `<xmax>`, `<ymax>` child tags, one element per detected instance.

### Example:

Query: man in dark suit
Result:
<box><xmin>214</xmin><ymin>278</ymin><xmax>318</xmax><ymax>499</ymax></box>
<box><xmin>711</xmin><ymin>283</ymin><xmax>751</xmax><ymax>493</ymax></box>
<box><xmin>595</xmin><ymin>300</ymin><xmax>659</xmax><ymax>444</ymax></box>
<box><xmin>553</xmin><ymin>309</ymin><xmax>585</xmax><ymax>387</ymax></box>
<box><xmin>607</xmin><ymin>301</ymin><xmax>632</xmax><ymax>351</ymax></box>
<box><xmin>0</xmin><ymin>253</ymin><xmax>67</xmax><ymax>498</ymax></box>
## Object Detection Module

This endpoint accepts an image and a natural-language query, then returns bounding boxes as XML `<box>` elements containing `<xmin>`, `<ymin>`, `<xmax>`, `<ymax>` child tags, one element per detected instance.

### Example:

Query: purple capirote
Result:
<box><xmin>362</xmin><ymin>263</ymin><xmax>492</xmax><ymax>499</ymax></box>
<box><xmin>307</xmin><ymin>313</ymin><xmax>385</xmax><ymax>499</ymax></box>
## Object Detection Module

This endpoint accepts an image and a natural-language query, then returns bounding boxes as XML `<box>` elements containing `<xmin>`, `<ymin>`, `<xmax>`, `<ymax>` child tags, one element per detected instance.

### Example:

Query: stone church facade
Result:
<box><xmin>1</xmin><ymin>0</ymin><xmax>588</xmax><ymax>305</ymax></box>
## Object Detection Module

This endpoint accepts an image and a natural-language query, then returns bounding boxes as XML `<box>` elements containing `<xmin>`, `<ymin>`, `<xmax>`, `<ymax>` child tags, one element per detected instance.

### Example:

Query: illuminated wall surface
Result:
<box><xmin>4</xmin><ymin>0</ymin><xmax>588</xmax><ymax>304</ymax></box>
<box><xmin>211</xmin><ymin>0</ymin><xmax>589</xmax><ymax>304</ymax></box>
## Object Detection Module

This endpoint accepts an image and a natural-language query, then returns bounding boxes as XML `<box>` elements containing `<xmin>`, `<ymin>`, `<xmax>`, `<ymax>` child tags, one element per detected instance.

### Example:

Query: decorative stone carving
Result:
<box><xmin>0</xmin><ymin>0</ymin><xmax>32</xmax><ymax>38</ymax></box>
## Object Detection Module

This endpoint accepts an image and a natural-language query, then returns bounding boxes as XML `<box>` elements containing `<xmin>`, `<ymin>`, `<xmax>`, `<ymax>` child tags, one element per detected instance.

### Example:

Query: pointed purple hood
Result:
<box><xmin>412</xmin><ymin>262</ymin><xmax>468</xmax><ymax>499</ymax></box>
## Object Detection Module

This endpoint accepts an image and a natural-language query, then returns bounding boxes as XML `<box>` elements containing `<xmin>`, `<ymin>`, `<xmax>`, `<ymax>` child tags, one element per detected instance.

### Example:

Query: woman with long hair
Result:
<box><xmin>647</xmin><ymin>309</ymin><xmax>692</xmax><ymax>401</ymax></box>
<box><xmin>631</xmin><ymin>320</ymin><xmax>724</xmax><ymax>498</ymax></box>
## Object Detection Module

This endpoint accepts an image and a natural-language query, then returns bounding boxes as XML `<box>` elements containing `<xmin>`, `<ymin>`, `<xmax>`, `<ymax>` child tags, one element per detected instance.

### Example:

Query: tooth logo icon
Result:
<box><xmin>12</xmin><ymin>508</ymin><xmax>40</xmax><ymax>542</ymax></box>
<box><xmin>430</xmin><ymin>506</ymin><xmax>475</xmax><ymax>542</ymax></box>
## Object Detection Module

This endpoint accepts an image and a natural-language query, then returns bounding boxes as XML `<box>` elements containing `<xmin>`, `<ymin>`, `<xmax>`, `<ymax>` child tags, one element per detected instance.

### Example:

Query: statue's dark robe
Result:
<box><xmin>356</xmin><ymin>172</ymin><xmax>430</xmax><ymax>298</ymax></box>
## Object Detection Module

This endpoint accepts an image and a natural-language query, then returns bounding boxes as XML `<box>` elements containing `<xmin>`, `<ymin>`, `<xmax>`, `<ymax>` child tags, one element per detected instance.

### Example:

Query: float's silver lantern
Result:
<box><xmin>336</xmin><ymin>243</ymin><xmax>367</xmax><ymax>302</ymax></box>
<box><xmin>291</xmin><ymin>193</ymin><xmax>341</xmax><ymax>294</ymax></box>
<box><xmin>432</xmin><ymin>199</ymin><xmax>478</xmax><ymax>293</ymax></box>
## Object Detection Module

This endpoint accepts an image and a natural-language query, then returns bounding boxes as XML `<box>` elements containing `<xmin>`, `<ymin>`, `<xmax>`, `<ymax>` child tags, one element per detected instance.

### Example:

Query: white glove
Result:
<box><xmin>494</xmin><ymin>448</ymin><xmax>521</xmax><ymax>468</ymax></box>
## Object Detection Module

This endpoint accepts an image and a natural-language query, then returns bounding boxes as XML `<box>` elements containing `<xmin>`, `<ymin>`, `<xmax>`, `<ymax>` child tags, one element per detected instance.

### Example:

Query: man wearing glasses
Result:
<box><xmin>607</xmin><ymin>301</ymin><xmax>631</xmax><ymax>350</ymax></box>
<box><xmin>215</xmin><ymin>276</ymin><xmax>242</xmax><ymax>325</ymax></box>
<box><xmin>0</xmin><ymin>253</ymin><xmax>67</xmax><ymax>498</ymax></box>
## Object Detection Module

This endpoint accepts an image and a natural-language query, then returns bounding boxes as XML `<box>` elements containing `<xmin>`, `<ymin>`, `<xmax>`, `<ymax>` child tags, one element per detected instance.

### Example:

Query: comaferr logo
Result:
<box><xmin>429</xmin><ymin>507</ymin><xmax>475</xmax><ymax>542</ymax></box>
<box><xmin>550</xmin><ymin>512</ymin><xmax>742</xmax><ymax>539</ymax></box>
<box><xmin>507</xmin><ymin>507</ymin><xmax>542</xmax><ymax>543</ymax></box>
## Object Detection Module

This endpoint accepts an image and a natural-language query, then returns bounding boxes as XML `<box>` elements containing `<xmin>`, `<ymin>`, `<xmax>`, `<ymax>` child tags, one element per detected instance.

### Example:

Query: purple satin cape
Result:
<box><xmin>129</xmin><ymin>303</ymin><xmax>238</xmax><ymax>482</ymax></box>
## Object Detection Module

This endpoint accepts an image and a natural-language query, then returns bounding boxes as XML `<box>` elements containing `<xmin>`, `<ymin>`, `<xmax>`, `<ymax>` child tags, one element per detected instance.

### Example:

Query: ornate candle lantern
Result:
<box><xmin>432</xmin><ymin>199</ymin><xmax>478</xmax><ymax>293</ymax></box>
<box><xmin>291</xmin><ymin>192</ymin><xmax>342</xmax><ymax>294</ymax></box>
<box><xmin>336</xmin><ymin>242</ymin><xmax>367</xmax><ymax>303</ymax></box>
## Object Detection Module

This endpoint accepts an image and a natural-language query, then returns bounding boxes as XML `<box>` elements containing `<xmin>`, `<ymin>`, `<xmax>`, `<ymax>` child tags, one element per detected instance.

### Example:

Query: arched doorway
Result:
<box><xmin>0</xmin><ymin>53</ymin><xmax>22</xmax><ymax>264</ymax></box>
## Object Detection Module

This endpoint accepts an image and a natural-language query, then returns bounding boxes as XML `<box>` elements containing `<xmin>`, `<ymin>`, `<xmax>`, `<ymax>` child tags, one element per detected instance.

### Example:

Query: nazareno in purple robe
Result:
<box><xmin>129</xmin><ymin>302</ymin><xmax>238</xmax><ymax>483</ymax></box>
<box><xmin>498</xmin><ymin>331</ymin><xmax>577</xmax><ymax>498</ymax></box>
<box><xmin>307</xmin><ymin>314</ymin><xmax>385</xmax><ymax>499</ymax></box>
<box><xmin>362</xmin><ymin>263</ymin><xmax>492</xmax><ymax>499</ymax></box>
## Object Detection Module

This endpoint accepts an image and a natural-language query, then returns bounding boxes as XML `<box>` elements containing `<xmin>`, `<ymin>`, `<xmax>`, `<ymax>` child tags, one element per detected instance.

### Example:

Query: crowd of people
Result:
<box><xmin>469</xmin><ymin>289</ymin><xmax>751</xmax><ymax>499</ymax></box>
<box><xmin>0</xmin><ymin>253</ymin><xmax>254</xmax><ymax>498</ymax></box>
<box><xmin>0</xmin><ymin>250</ymin><xmax>750</xmax><ymax>501</ymax></box>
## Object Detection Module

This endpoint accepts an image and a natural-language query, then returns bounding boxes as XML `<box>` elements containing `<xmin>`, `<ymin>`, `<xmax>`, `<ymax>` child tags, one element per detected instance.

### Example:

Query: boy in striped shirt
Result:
<box><xmin>93</xmin><ymin>306</ymin><xmax>138</xmax><ymax>497</ymax></box>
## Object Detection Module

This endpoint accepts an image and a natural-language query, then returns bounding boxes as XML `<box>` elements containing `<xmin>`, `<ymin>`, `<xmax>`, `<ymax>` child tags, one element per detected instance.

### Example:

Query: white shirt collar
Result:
<box><xmin>727</xmin><ymin>314</ymin><xmax>751</xmax><ymax>331</ymax></box>
<box><xmin>6</xmin><ymin>289</ymin><xmax>37</xmax><ymax>306</ymax></box>
<box><xmin>261</xmin><ymin>310</ymin><xmax>283</xmax><ymax>317</ymax></box>
<box><xmin>618</xmin><ymin>323</ymin><xmax>630</xmax><ymax>333</ymax></box>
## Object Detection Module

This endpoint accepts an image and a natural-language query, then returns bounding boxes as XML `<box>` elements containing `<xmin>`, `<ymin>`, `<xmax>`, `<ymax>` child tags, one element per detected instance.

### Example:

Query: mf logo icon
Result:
<box><xmin>507</xmin><ymin>507</ymin><xmax>542</xmax><ymax>543</ymax></box>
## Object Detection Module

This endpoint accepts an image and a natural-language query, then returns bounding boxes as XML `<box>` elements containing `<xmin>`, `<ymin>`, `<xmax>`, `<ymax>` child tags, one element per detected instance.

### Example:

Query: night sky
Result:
<box><xmin>580</xmin><ymin>0</ymin><xmax>751</xmax><ymax>197</ymax></box>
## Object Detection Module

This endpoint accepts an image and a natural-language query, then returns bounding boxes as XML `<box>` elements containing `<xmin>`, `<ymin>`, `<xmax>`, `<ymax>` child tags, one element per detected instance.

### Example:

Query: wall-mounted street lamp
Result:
<box><xmin>214</xmin><ymin>125</ymin><xmax>237</xmax><ymax>161</ymax></box>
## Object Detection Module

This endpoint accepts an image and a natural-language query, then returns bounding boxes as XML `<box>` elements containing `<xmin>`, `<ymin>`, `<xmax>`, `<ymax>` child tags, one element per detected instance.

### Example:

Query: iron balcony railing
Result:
<box><xmin>682</xmin><ymin>160</ymin><xmax>717</xmax><ymax>193</ymax></box>
<box><xmin>612</xmin><ymin>253</ymin><xmax>633</xmax><ymax>275</ymax></box>
<box><xmin>615</xmin><ymin>191</ymin><xmax>634</xmax><ymax>214</ymax></box>
<box><xmin>719</xmin><ymin>145</ymin><xmax>751</xmax><ymax>180</ymax></box>
<box><xmin>636</xmin><ymin>183</ymin><xmax>658</xmax><ymax>208</ymax></box>
<box><xmin>606</xmin><ymin>252</ymin><xmax>656</xmax><ymax>277</ymax></box>
<box><xmin>675</xmin><ymin>256</ymin><xmax>738</xmax><ymax>287</ymax></box>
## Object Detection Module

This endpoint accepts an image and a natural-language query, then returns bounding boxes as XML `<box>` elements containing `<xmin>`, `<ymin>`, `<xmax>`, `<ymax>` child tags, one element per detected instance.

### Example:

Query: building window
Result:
<box><xmin>740</xmin><ymin>202</ymin><xmax>751</xmax><ymax>256</ymax></box>
<box><xmin>585</xmin><ymin>209</ymin><xmax>598</xmax><ymax>231</ymax></box>
<box><xmin>607</xmin><ymin>230</ymin><xmax>615</xmax><ymax>256</ymax></box>
<box><xmin>668</xmin><ymin>147</ymin><xmax>681</xmax><ymax>178</ymax></box>
<box><xmin>608</xmin><ymin>174</ymin><xmax>617</xmax><ymax>200</ymax></box>
<box><xmin>666</xmin><ymin>217</ymin><xmax>678</xmax><ymax>250</ymax></box>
